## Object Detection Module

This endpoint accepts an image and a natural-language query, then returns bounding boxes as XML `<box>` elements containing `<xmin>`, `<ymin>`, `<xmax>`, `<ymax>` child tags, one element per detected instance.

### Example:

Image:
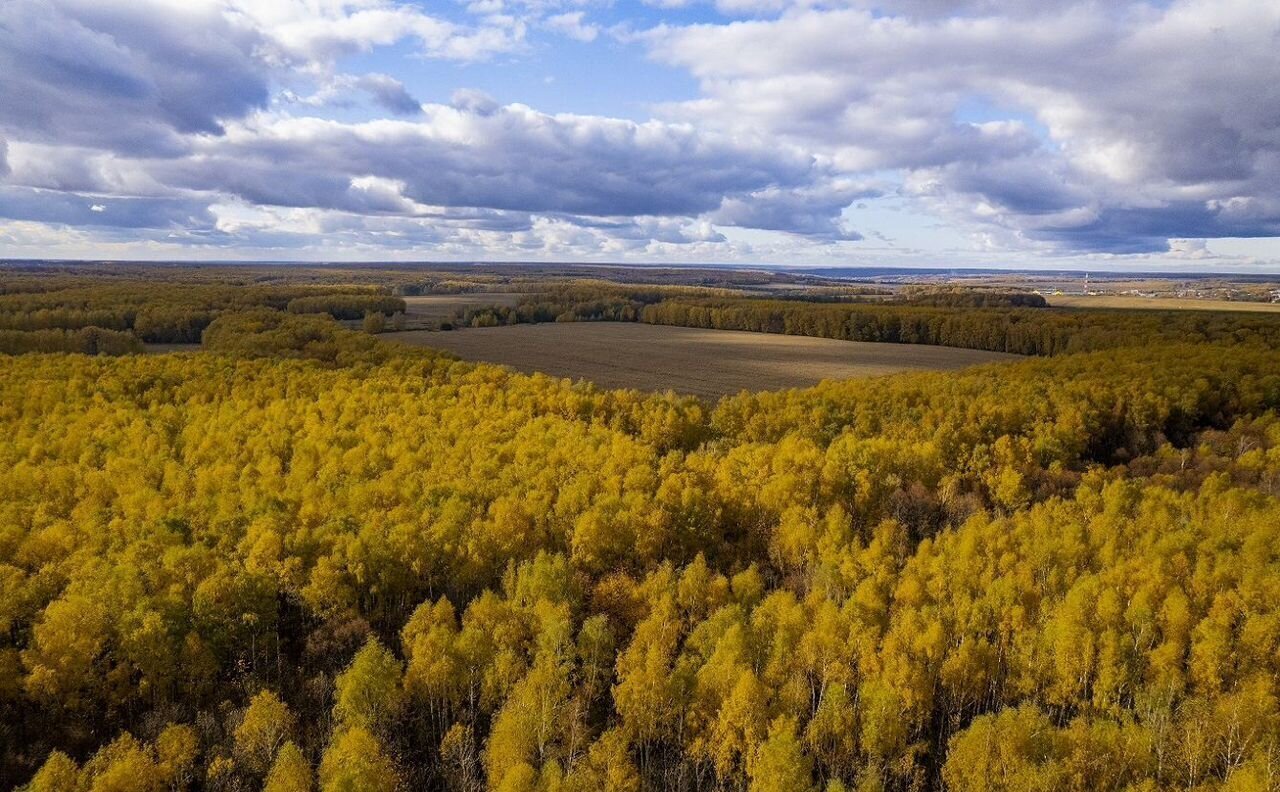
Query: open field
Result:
<box><xmin>387</xmin><ymin>322</ymin><xmax>1019</xmax><ymax>398</ymax></box>
<box><xmin>402</xmin><ymin>292</ymin><xmax>523</xmax><ymax>321</ymax></box>
<box><xmin>1049</xmin><ymin>295</ymin><xmax>1280</xmax><ymax>312</ymax></box>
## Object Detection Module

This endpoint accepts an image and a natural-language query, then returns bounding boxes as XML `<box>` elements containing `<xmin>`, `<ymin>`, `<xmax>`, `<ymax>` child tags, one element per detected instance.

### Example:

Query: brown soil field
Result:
<box><xmin>1050</xmin><ymin>295</ymin><xmax>1280</xmax><ymax>313</ymax></box>
<box><xmin>387</xmin><ymin>322</ymin><xmax>1021</xmax><ymax>399</ymax></box>
<box><xmin>402</xmin><ymin>293</ymin><xmax>523</xmax><ymax>321</ymax></box>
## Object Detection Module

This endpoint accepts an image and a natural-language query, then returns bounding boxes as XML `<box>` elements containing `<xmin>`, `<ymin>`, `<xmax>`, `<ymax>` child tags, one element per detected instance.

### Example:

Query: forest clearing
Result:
<box><xmin>388</xmin><ymin>323</ymin><xmax>1020</xmax><ymax>398</ymax></box>
<box><xmin>401</xmin><ymin>293</ymin><xmax>524</xmax><ymax>321</ymax></box>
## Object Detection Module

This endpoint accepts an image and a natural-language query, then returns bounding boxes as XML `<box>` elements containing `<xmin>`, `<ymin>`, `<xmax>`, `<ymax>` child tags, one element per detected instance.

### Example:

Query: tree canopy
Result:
<box><xmin>4</xmin><ymin>267</ymin><xmax>1280</xmax><ymax>791</ymax></box>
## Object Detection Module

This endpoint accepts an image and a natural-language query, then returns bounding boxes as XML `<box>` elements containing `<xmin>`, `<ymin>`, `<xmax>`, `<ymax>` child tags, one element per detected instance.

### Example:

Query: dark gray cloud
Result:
<box><xmin>933</xmin><ymin>157</ymin><xmax>1088</xmax><ymax>216</ymax></box>
<box><xmin>1028</xmin><ymin>204</ymin><xmax>1280</xmax><ymax>255</ymax></box>
<box><xmin>0</xmin><ymin>186</ymin><xmax>216</xmax><ymax>229</ymax></box>
<box><xmin>280</xmin><ymin>74</ymin><xmax>424</xmax><ymax>117</ymax></box>
<box><xmin>152</xmin><ymin>105</ymin><xmax>826</xmax><ymax>221</ymax></box>
<box><xmin>710</xmin><ymin>181</ymin><xmax>881</xmax><ymax>240</ymax></box>
<box><xmin>915</xmin><ymin>156</ymin><xmax>1280</xmax><ymax>254</ymax></box>
<box><xmin>960</xmin><ymin>171</ymin><xmax>1280</xmax><ymax>257</ymax></box>
<box><xmin>356</xmin><ymin>75</ymin><xmax>423</xmax><ymax>116</ymax></box>
<box><xmin>0</xmin><ymin>0</ymin><xmax>270</xmax><ymax>155</ymax></box>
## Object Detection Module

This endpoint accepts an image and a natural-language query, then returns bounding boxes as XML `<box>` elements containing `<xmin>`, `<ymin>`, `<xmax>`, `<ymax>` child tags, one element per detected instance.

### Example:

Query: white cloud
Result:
<box><xmin>544</xmin><ymin>11</ymin><xmax>600</xmax><ymax>42</ymax></box>
<box><xmin>223</xmin><ymin>0</ymin><xmax>524</xmax><ymax>63</ymax></box>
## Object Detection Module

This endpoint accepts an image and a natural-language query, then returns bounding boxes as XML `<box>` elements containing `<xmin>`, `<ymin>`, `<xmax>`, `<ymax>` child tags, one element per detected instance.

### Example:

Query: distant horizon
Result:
<box><xmin>6</xmin><ymin>257</ymin><xmax>1280</xmax><ymax>279</ymax></box>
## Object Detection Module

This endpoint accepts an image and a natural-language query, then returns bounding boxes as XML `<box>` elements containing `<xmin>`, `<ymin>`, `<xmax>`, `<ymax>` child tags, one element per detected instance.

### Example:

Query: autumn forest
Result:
<box><xmin>3</xmin><ymin>263</ymin><xmax>1280</xmax><ymax>792</ymax></box>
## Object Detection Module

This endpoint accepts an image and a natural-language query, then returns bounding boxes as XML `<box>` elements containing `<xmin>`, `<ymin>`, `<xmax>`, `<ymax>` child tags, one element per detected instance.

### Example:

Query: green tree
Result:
<box><xmin>27</xmin><ymin>751</ymin><xmax>79</xmax><ymax>792</ymax></box>
<box><xmin>265</xmin><ymin>742</ymin><xmax>314</xmax><ymax>792</ymax></box>
<box><xmin>750</xmin><ymin>717</ymin><xmax>815</xmax><ymax>792</ymax></box>
<box><xmin>156</xmin><ymin>724</ymin><xmax>199</xmax><ymax>789</ymax></box>
<box><xmin>333</xmin><ymin>638</ymin><xmax>404</xmax><ymax>733</ymax></box>
<box><xmin>236</xmin><ymin>690</ymin><xmax>295</xmax><ymax>774</ymax></box>
<box><xmin>363</xmin><ymin>311</ymin><xmax>386</xmax><ymax>334</ymax></box>
<box><xmin>319</xmin><ymin>727</ymin><xmax>399</xmax><ymax>792</ymax></box>
<box><xmin>563</xmin><ymin>730</ymin><xmax>640</xmax><ymax>792</ymax></box>
<box><xmin>942</xmin><ymin>706</ymin><xmax>1064</xmax><ymax>792</ymax></box>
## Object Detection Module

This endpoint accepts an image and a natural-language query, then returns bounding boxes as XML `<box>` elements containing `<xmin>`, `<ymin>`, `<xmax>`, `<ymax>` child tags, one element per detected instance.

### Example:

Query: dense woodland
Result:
<box><xmin>2</xmin><ymin>265</ymin><xmax>1280</xmax><ymax>791</ymax></box>
<box><xmin>286</xmin><ymin>295</ymin><xmax>407</xmax><ymax>321</ymax></box>
<box><xmin>0</xmin><ymin>275</ymin><xmax>407</xmax><ymax>349</ymax></box>
<box><xmin>896</xmin><ymin>289</ymin><xmax>1048</xmax><ymax>309</ymax></box>
<box><xmin>637</xmin><ymin>298</ymin><xmax>1280</xmax><ymax>355</ymax></box>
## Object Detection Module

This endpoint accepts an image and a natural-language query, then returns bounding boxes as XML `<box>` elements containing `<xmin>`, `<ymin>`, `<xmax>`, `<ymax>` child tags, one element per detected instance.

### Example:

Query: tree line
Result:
<box><xmin>286</xmin><ymin>295</ymin><xmax>407</xmax><ymax>321</ymax></box>
<box><xmin>0</xmin><ymin>326</ymin><xmax>142</xmax><ymax>355</ymax></box>
<box><xmin>640</xmin><ymin>298</ymin><xmax>1280</xmax><ymax>355</ymax></box>
<box><xmin>897</xmin><ymin>288</ymin><xmax>1049</xmax><ymax>308</ymax></box>
<box><xmin>0</xmin><ymin>282</ymin><xmax>406</xmax><ymax>348</ymax></box>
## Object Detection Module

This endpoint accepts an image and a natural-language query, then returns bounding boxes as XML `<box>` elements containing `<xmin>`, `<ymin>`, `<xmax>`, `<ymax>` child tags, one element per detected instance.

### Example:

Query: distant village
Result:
<box><xmin>1034</xmin><ymin>274</ymin><xmax>1280</xmax><ymax>302</ymax></box>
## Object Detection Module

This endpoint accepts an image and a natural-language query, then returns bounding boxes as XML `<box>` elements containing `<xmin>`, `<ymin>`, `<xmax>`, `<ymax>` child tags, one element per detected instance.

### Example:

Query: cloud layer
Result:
<box><xmin>0</xmin><ymin>0</ymin><xmax>1277</xmax><ymax>264</ymax></box>
<box><xmin>646</xmin><ymin>0</ymin><xmax>1280</xmax><ymax>254</ymax></box>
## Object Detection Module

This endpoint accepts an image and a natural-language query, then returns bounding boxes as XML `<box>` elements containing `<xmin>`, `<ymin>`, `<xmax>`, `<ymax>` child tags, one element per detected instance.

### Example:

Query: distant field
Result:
<box><xmin>402</xmin><ymin>293</ymin><xmax>523</xmax><ymax>321</ymax></box>
<box><xmin>387</xmin><ymin>322</ymin><xmax>1020</xmax><ymax>399</ymax></box>
<box><xmin>1050</xmin><ymin>295</ymin><xmax>1280</xmax><ymax>313</ymax></box>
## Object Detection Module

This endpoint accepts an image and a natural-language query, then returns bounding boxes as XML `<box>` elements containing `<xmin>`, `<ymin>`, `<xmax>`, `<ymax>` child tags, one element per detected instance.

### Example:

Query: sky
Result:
<box><xmin>0</xmin><ymin>0</ymin><xmax>1278</xmax><ymax>270</ymax></box>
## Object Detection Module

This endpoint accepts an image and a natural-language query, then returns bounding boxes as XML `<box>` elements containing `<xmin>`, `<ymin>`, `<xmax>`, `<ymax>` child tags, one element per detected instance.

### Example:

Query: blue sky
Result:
<box><xmin>339</xmin><ymin>33</ymin><xmax>698</xmax><ymax>122</ymax></box>
<box><xmin>0</xmin><ymin>0</ymin><xmax>1278</xmax><ymax>270</ymax></box>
